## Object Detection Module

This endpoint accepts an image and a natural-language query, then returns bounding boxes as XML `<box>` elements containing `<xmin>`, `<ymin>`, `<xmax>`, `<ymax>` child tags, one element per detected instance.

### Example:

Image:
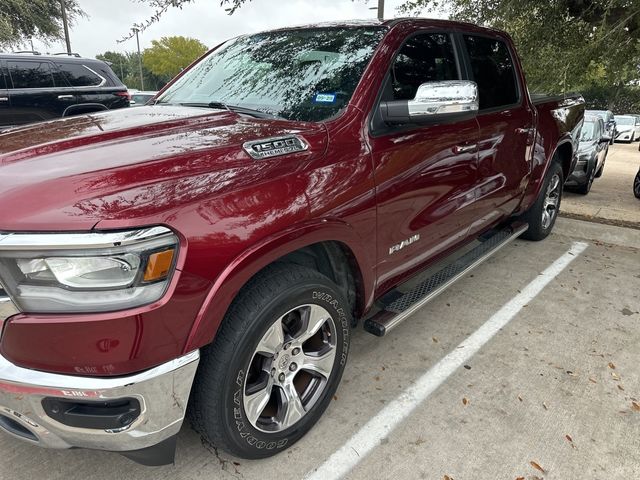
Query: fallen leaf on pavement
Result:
<box><xmin>589</xmin><ymin>377</ymin><xmax>597</xmax><ymax>384</ymax></box>
<box><xmin>612</xmin><ymin>372</ymin><xmax>620</xmax><ymax>381</ymax></box>
<box><xmin>517</xmin><ymin>395</ymin><xmax>523</xmax><ymax>402</ymax></box>
<box><xmin>530</xmin><ymin>461</ymin><xmax>545</xmax><ymax>473</ymax></box>
<box><xmin>542</xmin><ymin>402</ymin><xmax>548</xmax><ymax>410</ymax></box>
<box><xmin>632</xmin><ymin>401</ymin><xmax>640</xmax><ymax>412</ymax></box>
<box><xmin>618</xmin><ymin>385</ymin><xmax>625</xmax><ymax>391</ymax></box>
<box><xmin>608</xmin><ymin>362</ymin><xmax>616</xmax><ymax>369</ymax></box>
<box><xmin>432</xmin><ymin>336</ymin><xmax>439</xmax><ymax>343</ymax></box>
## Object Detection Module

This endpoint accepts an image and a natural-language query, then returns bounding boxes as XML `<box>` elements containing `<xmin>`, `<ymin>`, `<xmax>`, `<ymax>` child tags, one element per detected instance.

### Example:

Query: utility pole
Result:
<box><xmin>377</xmin><ymin>0</ymin><xmax>385</xmax><ymax>21</ymax></box>
<box><xmin>133</xmin><ymin>28</ymin><xmax>145</xmax><ymax>90</ymax></box>
<box><xmin>60</xmin><ymin>0</ymin><xmax>72</xmax><ymax>54</ymax></box>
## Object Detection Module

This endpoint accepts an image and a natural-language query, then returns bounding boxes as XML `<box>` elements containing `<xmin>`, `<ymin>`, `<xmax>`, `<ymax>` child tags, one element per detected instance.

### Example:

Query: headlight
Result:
<box><xmin>0</xmin><ymin>226</ymin><xmax>178</xmax><ymax>313</ymax></box>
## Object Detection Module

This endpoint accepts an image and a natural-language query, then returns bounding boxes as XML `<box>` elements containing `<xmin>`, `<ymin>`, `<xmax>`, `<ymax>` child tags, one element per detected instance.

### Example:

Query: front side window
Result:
<box><xmin>59</xmin><ymin>63</ymin><xmax>103</xmax><ymax>87</ymax></box>
<box><xmin>8</xmin><ymin>61</ymin><xmax>55</xmax><ymax>89</ymax></box>
<box><xmin>385</xmin><ymin>33</ymin><xmax>459</xmax><ymax>101</ymax></box>
<box><xmin>463</xmin><ymin>35</ymin><xmax>519</xmax><ymax>110</ymax></box>
<box><xmin>157</xmin><ymin>27</ymin><xmax>387</xmax><ymax>122</ymax></box>
<box><xmin>580</xmin><ymin>121</ymin><xmax>597</xmax><ymax>142</ymax></box>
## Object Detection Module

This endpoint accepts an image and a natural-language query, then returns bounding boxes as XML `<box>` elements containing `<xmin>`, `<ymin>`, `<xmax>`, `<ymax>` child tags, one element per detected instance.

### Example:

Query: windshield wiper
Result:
<box><xmin>178</xmin><ymin>101</ymin><xmax>283</xmax><ymax>120</ymax></box>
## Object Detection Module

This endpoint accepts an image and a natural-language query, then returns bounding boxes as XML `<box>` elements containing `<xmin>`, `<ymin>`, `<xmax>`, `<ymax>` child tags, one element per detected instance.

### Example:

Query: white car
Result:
<box><xmin>614</xmin><ymin>115</ymin><xmax>640</xmax><ymax>142</ymax></box>
<box><xmin>130</xmin><ymin>91</ymin><xmax>158</xmax><ymax>107</ymax></box>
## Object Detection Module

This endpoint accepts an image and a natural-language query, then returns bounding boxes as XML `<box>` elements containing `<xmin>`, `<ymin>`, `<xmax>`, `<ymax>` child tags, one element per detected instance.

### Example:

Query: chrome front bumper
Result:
<box><xmin>0</xmin><ymin>349</ymin><xmax>199</xmax><ymax>458</ymax></box>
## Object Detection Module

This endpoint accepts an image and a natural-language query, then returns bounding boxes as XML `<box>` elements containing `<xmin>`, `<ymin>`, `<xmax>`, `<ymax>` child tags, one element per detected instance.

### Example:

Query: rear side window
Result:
<box><xmin>388</xmin><ymin>33</ymin><xmax>459</xmax><ymax>101</ymax></box>
<box><xmin>8</xmin><ymin>61</ymin><xmax>55</xmax><ymax>89</ymax></box>
<box><xmin>58</xmin><ymin>63</ymin><xmax>103</xmax><ymax>87</ymax></box>
<box><xmin>463</xmin><ymin>35</ymin><xmax>519</xmax><ymax>110</ymax></box>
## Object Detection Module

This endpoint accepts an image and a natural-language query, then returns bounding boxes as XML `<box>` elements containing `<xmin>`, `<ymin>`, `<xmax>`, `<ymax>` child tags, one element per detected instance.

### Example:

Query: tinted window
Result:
<box><xmin>464</xmin><ymin>35</ymin><xmax>519</xmax><ymax>110</ymax></box>
<box><xmin>8</xmin><ymin>61</ymin><xmax>55</xmax><ymax>89</ymax></box>
<box><xmin>59</xmin><ymin>63</ymin><xmax>102</xmax><ymax>87</ymax></box>
<box><xmin>0</xmin><ymin>70</ymin><xmax>6</xmax><ymax>90</ymax></box>
<box><xmin>388</xmin><ymin>33</ymin><xmax>458</xmax><ymax>101</ymax></box>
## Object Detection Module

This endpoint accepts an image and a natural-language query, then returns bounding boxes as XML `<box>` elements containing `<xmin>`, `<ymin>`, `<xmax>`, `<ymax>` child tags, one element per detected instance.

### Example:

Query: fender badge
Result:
<box><xmin>389</xmin><ymin>234</ymin><xmax>420</xmax><ymax>255</ymax></box>
<box><xmin>243</xmin><ymin>135</ymin><xmax>309</xmax><ymax>160</ymax></box>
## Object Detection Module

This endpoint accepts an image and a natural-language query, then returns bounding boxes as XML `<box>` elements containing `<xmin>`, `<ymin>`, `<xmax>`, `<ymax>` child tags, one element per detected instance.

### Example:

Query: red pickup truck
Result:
<box><xmin>0</xmin><ymin>19</ymin><xmax>584</xmax><ymax>466</ymax></box>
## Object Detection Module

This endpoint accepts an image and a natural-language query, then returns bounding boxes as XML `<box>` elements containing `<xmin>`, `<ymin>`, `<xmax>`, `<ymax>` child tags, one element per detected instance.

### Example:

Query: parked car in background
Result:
<box><xmin>587</xmin><ymin>109</ymin><xmax>616</xmax><ymax>144</ymax></box>
<box><xmin>614</xmin><ymin>114</ymin><xmax>640</xmax><ymax>142</ymax></box>
<box><xmin>0</xmin><ymin>52</ymin><xmax>129</xmax><ymax>130</ymax></box>
<box><xmin>566</xmin><ymin>115</ymin><xmax>609</xmax><ymax>194</ymax></box>
<box><xmin>130</xmin><ymin>90</ymin><xmax>158</xmax><ymax>106</ymax></box>
<box><xmin>0</xmin><ymin>19</ymin><xmax>584</xmax><ymax>466</ymax></box>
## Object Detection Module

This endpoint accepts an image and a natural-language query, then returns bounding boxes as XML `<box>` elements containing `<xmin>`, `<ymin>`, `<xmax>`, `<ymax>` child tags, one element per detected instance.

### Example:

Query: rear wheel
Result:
<box><xmin>520</xmin><ymin>162</ymin><xmax>563</xmax><ymax>241</ymax></box>
<box><xmin>634</xmin><ymin>169</ymin><xmax>640</xmax><ymax>199</ymax></box>
<box><xmin>189</xmin><ymin>264</ymin><xmax>351</xmax><ymax>459</ymax></box>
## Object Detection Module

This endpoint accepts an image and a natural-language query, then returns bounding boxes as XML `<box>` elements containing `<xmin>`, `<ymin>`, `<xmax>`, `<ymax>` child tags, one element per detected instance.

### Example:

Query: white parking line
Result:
<box><xmin>305</xmin><ymin>241</ymin><xmax>589</xmax><ymax>480</ymax></box>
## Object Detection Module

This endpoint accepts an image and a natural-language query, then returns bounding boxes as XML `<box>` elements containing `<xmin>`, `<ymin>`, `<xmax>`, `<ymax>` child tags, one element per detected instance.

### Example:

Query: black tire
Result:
<box><xmin>188</xmin><ymin>263</ymin><xmax>351</xmax><ymax>459</ymax></box>
<box><xmin>520</xmin><ymin>161</ymin><xmax>564</xmax><ymax>241</ymax></box>
<box><xmin>576</xmin><ymin>160</ymin><xmax>596</xmax><ymax>195</ymax></box>
<box><xmin>595</xmin><ymin>158</ymin><xmax>605</xmax><ymax>178</ymax></box>
<box><xmin>634</xmin><ymin>169</ymin><xmax>640</xmax><ymax>199</ymax></box>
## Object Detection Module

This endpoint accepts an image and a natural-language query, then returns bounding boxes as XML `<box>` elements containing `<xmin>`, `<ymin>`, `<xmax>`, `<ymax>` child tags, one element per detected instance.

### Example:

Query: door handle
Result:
<box><xmin>57</xmin><ymin>95</ymin><xmax>74</xmax><ymax>100</ymax></box>
<box><xmin>454</xmin><ymin>144</ymin><xmax>477</xmax><ymax>154</ymax></box>
<box><xmin>0</xmin><ymin>97</ymin><xmax>8</xmax><ymax>102</ymax></box>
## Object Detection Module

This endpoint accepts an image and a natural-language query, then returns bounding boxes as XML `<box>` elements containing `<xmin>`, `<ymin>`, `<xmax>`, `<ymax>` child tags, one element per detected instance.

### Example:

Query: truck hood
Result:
<box><xmin>0</xmin><ymin>106</ymin><xmax>327</xmax><ymax>230</ymax></box>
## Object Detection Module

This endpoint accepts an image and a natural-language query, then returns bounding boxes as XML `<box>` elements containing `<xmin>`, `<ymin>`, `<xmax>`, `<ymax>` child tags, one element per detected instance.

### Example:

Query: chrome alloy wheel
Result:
<box><xmin>243</xmin><ymin>304</ymin><xmax>337</xmax><ymax>433</ymax></box>
<box><xmin>541</xmin><ymin>173</ymin><xmax>561</xmax><ymax>229</ymax></box>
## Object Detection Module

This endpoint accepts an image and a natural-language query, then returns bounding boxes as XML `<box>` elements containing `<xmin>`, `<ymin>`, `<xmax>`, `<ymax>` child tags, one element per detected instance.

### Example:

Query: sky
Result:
<box><xmin>26</xmin><ymin>0</ymin><xmax>445</xmax><ymax>59</ymax></box>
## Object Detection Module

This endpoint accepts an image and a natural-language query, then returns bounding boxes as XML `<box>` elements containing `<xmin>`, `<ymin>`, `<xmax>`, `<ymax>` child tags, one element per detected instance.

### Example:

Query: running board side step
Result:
<box><xmin>364</xmin><ymin>222</ymin><xmax>529</xmax><ymax>337</ymax></box>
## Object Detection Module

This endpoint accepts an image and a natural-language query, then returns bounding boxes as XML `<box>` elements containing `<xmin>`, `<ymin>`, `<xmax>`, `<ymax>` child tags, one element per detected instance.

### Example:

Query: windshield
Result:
<box><xmin>156</xmin><ymin>27</ymin><xmax>387</xmax><ymax>122</ymax></box>
<box><xmin>615</xmin><ymin>115</ymin><xmax>635</xmax><ymax>126</ymax></box>
<box><xmin>580</xmin><ymin>121</ymin><xmax>597</xmax><ymax>142</ymax></box>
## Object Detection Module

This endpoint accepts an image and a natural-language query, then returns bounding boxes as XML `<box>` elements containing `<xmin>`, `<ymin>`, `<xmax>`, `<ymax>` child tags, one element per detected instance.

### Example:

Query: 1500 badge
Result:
<box><xmin>243</xmin><ymin>135</ymin><xmax>309</xmax><ymax>160</ymax></box>
<box><xmin>389</xmin><ymin>234</ymin><xmax>420</xmax><ymax>255</ymax></box>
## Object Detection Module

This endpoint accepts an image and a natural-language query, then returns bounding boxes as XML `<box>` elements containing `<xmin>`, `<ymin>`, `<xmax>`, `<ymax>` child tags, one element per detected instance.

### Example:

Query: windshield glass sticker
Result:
<box><xmin>314</xmin><ymin>93</ymin><xmax>337</xmax><ymax>104</ymax></box>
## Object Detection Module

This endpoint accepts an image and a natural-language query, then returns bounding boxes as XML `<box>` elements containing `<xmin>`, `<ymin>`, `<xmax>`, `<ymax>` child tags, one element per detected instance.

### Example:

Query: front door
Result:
<box><xmin>370</xmin><ymin>32</ymin><xmax>480</xmax><ymax>292</ymax></box>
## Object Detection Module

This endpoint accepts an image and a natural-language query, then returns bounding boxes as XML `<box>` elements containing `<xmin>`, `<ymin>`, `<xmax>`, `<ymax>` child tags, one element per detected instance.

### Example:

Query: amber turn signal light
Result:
<box><xmin>143</xmin><ymin>249</ymin><xmax>175</xmax><ymax>282</ymax></box>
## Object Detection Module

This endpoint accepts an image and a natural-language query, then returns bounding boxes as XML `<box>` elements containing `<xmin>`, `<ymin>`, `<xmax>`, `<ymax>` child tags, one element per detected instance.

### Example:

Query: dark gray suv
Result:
<box><xmin>0</xmin><ymin>52</ymin><xmax>129</xmax><ymax>130</ymax></box>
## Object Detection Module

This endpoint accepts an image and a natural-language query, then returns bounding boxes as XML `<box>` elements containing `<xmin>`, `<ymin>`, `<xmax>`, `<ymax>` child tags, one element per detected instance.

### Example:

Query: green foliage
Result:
<box><xmin>400</xmin><ymin>0</ymin><xmax>640</xmax><ymax>96</ymax></box>
<box><xmin>0</xmin><ymin>0</ymin><xmax>84</xmax><ymax>48</ymax></box>
<box><xmin>96</xmin><ymin>50</ymin><xmax>168</xmax><ymax>91</ymax></box>
<box><xmin>142</xmin><ymin>36</ymin><xmax>208</xmax><ymax>79</ymax></box>
<box><xmin>581</xmin><ymin>84</ymin><xmax>640</xmax><ymax>114</ymax></box>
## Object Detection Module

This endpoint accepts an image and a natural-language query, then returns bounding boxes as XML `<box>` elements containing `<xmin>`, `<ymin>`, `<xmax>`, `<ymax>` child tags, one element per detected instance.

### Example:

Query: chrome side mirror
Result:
<box><xmin>379</xmin><ymin>80</ymin><xmax>479</xmax><ymax>125</ymax></box>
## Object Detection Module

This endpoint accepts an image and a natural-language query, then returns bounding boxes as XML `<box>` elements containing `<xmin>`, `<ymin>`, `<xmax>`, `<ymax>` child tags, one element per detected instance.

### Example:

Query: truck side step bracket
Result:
<box><xmin>364</xmin><ymin>222</ymin><xmax>528</xmax><ymax>337</ymax></box>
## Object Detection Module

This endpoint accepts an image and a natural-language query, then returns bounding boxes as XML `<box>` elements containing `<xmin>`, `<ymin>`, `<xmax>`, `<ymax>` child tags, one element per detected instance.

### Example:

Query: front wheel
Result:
<box><xmin>634</xmin><ymin>169</ymin><xmax>640</xmax><ymax>199</ymax></box>
<box><xmin>520</xmin><ymin>162</ymin><xmax>564</xmax><ymax>241</ymax></box>
<box><xmin>576</xmin><ymin>161</ymin><xmax>596</xmax><ymax>195</ymax></box>
<box><xmin>189</xmin><ymin>264</ymin><xmax>351</xmax><ymax>459</ymax></box>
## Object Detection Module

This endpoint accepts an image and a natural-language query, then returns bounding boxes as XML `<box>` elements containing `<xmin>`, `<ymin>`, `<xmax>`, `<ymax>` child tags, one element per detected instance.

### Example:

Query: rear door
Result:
<box><xmin>370</xmin><ymin>31</ymin><xmax>480</xmax><ymax>290</ymax></box>
<box><xmin>6</xmin><ymin>59</ymin><xmax>74</xmax><ymax>125</ymax></box>
<box><xmin>460</xmin><ymin>34</ymin><xmax>535</xmax><ymax>236</ymax></box>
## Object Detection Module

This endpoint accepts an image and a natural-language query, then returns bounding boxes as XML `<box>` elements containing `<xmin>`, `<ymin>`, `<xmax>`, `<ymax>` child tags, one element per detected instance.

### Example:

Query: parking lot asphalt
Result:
<box><xmin>2</xmin><ymin>217</ymin><xmax>640</xmax><ymax>480</ymax></box>
<box><xmin>562</xmin><ymin>141</ymin><xmax>640</xmax><ymax>228</ymax></box>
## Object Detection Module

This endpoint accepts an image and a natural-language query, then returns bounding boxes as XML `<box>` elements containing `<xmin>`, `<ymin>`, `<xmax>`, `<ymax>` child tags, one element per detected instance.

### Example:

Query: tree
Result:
<box><xmin>96</xmin><ymin>50</ymin><xmax>168</xmax><ymax>91</ymax></box>
<box><xmin>142</xmin><ymin>36</ymin><xmax>208</xmax><ymax>78</ymax></box>
<box><xmin>399</xmin><ymin>0</ymin><xmax>640</xmax><ymax>95</ymax></box>
<box><xmin>0</xmin><ymin>0</ymin><xmax>84</xmax><ymax>48</ymax></box>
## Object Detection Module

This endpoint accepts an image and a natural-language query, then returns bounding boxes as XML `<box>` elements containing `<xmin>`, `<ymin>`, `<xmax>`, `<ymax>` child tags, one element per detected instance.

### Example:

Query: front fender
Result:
<box><xmin>182</xmin><ymin>218</ymin><xmax>376</xmax><ymax>353</ymax></box>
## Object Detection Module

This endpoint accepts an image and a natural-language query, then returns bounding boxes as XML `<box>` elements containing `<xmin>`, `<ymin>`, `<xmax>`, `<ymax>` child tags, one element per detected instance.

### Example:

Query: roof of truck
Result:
<box><xmin>267</xmin><ymin>18</ymin><xmax>506</xmax><ymax>35</ymax></box>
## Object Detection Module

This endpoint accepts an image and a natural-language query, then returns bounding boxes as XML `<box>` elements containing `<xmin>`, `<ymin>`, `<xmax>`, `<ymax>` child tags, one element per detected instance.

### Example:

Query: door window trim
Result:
<box><xmin>368</xmin><ymin>29</ymin><xmax>465</xmax><ymax>138</ymax></box>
